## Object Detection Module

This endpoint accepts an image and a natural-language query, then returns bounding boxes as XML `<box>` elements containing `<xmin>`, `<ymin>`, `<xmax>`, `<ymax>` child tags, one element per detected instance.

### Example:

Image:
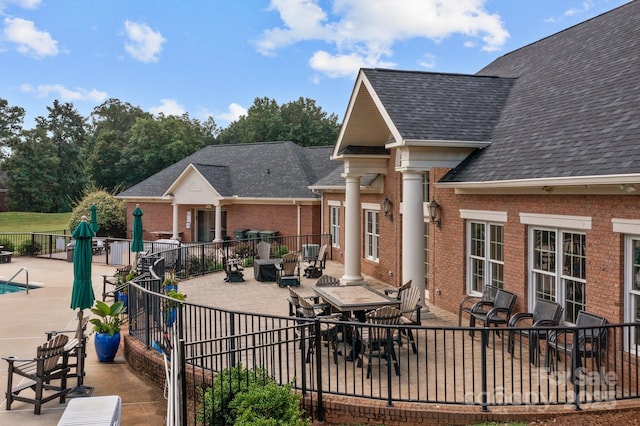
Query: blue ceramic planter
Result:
<box><xmin>165</xmin><ymin>308</ymin><xmax>177</xmax><ymax>327</ymax></box>
<box><xmin>118</xmin><ymin>292</ymin><xmax>128</xmax><ymax>312</ymax></box>
<box><xmin>94</xmin><ymin>332</ymin><xmax>121</xmax><ymax>362</ymax></box>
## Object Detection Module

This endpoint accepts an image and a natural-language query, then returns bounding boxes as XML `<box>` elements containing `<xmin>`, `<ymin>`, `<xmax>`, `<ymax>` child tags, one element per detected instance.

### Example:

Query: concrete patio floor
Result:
<box><xmin>0</xmin><ymin>255</ymin><xmax>454</xmax><ymax>425</ymax></box>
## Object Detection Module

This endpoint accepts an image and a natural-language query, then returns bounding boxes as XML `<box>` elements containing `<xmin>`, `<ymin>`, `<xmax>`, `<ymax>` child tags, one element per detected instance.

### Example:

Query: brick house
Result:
<box><xmin>313</xmin><ymin>1</ymin><xmax>640</xmax><ymax>327</ymax></box>
<box><xmin>117</xmin><ymin>141</ymin><xmax>338</xmax><ymax>243</ymax></box>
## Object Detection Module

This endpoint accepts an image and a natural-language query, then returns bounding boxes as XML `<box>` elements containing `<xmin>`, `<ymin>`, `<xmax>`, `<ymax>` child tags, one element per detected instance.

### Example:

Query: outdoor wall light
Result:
<box><xmin>428</xmin><ymin>199</ymin><xmax>441</xmax><ymax>228</ymax></box>
<box><xmin>382</xmin><ymin>197</ymin><xmax>393</xmax><ymax>221</ymax></box>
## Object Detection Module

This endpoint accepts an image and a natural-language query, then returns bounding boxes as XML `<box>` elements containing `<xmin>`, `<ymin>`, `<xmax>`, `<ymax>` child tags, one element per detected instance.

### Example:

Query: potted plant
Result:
<box><xmin>90</xmin><ymin>300</ymin><xmax>125</xmax><ymax>362</ymax></box>
<box><xmin>163</xmin><ymin>289</ymin><xmax>186</xmax><ymax>327</ymax></box>
<box><xmin>163</xmin><ymin>270</ymin><xmax>179</xmax><ymax>293</ymax></box>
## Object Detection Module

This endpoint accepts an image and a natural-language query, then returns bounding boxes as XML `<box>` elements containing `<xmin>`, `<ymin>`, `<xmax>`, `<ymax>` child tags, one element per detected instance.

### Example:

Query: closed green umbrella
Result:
<box><xmin>131</xmin><ymin>204</ymin><xmax>144</xmax><ymax>253</ymax></box>
<box><xmin>70</xmin><ymin>216</ymin><xmax>95</xmax><ymax>310</ymax></box>
<box><xmin>90</xmin><ymin>204</ymin><xmax>99</xmax><ymax>234</ymax></box>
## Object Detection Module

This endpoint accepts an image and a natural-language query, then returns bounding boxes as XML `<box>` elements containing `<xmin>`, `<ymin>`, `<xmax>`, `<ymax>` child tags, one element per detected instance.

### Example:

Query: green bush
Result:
<box><xmin>69</xmin><ymin>188</ymin><xmax>127</xmax><ymax>238</ymax></box>
<box><xmin>231</xmin><ymin>381</ymin><xmax>309</xmax><ymax>426</ymax></box>
<box><xmin>0</xmin><ymin>239</ymin><xmax>15</xmax><ymax>252</ymax></box>
<box><xmin>18</xmin><ymin>239</ymin><xmax>41</xmax><ymax>255</ymax></box>
<box><xmin>197</xmin><ymin>365</ymin><xmax>308</xmax><ymax>426</ymax></box>
<box><xmin>271</xmin><ymin>245</ymin><xmax>289</xmax><ymax>258</ymax></box>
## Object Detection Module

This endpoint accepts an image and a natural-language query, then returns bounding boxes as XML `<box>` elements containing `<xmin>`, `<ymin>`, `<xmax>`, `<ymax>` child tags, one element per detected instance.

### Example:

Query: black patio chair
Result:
<box><xmin>507</xmin><ymin>299</ymin><xmax>564</xmax><ymax>365</ymax></box>
<box><xmin>469</xmin><ymin>289</ymin><xmax>517</xmax><ymax>345</ymax></box>
<box><xmin>545</xmin><ymin>310</ymin><xmax>608</xmax><ymax>381</ymax></box>
<box><xmin>458</xmin><ymin>284</ymin><xmax>499</xmax><ymax>326</ymax></box>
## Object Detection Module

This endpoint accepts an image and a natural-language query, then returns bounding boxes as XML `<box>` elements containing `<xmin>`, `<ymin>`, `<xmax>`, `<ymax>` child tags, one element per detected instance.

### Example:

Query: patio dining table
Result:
<box><xmin>313</xmin><ymin>284</ymin><xmax>399</xmax><ymax>321</ymax></box>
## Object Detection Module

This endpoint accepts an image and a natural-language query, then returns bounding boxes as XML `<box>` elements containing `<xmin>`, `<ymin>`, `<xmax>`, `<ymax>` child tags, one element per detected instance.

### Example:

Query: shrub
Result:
<box><xmin>197</xmin><ymin>365</ymin><xmax>308</xmax><ymax>426</ymax></box>
<box><xmin>18</xmin><ymin>239</ymin><xmax>41</xmax><ymax>255</ymax></box>
<box><xmin>69</xmin><ymin>188</ymin><xmax>127</xmax><ymax>238</ymax></box>
<box><xmin>0</xmin><ymin>239</ymin><xmax>15</xmax><ymax>252</ymax></box>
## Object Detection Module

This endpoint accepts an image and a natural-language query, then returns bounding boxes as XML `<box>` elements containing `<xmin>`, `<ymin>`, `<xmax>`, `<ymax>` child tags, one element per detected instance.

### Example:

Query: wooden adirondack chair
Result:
<box><xmin>4</xmin><ymin>334</ymin><xmax>71</xmax><ymax>414</ymax></box>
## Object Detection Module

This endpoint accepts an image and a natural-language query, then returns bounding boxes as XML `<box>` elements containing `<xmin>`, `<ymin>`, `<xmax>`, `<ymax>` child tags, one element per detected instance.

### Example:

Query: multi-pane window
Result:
<box><xmin>467</xmin><ymin>221</ymin><xmax>504</xmax><ymax>295</ymax></box>
<box><xmin>365</xmin><ymin>210</ymin><xmax>379</xmax><ymax>261</ymax></box>
<box><xmin>625</xmin><ymin>237</ymin><xmax>640</xmax><ymax>349</ymax></box>
<box><xmin>330</xmin><ymin>206</ymin><xmax>340</xmax><ymax>248</ymax></box>
<box><xmin>530</xmin><ymin>228</ymin><xmax>586</xmax><ymax>323</ymax></box>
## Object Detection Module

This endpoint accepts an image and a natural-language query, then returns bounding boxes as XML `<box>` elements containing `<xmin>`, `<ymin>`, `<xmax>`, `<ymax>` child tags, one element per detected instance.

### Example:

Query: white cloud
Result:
<box><xmin>256</xmin><ymin>0</ymin><xmax>509</xmax><ymax>77</ymax></box>
<box><xmin>20</xmin><ymin>83</ymin><xmax>108</xmax><ymax>102</ymax></box>
<box><xmin>123</xmin><ymin>20</ymin><xmax>166</xmax><ymax>63</ymax></box>
<box><xmin>565</xmin><ymin>1</ymin><xmax>594</xmax><ymax>17</ymax></box>
<box><xmin>149</xmin><ymin>99</ymin><xmax>185</xmax><ymax>117</ymax></box>
<box><xmin>418</xmin><ymin>53</ymin><xmax>436</xmax><ymax>69</ymax></box>
<box><xmin>3</xmin><ymin>17</ymin><xmax>58</xmax><ymax>58</ymax></box>
<box><xmin>216</xmin><ymin>103</ymin><xmax>247</xmax><ymax>123</ymax></box>
<box><xmin>0</xmin><ymin>0</ymin><xmax>42</xmax><ymax>12</ymax></box>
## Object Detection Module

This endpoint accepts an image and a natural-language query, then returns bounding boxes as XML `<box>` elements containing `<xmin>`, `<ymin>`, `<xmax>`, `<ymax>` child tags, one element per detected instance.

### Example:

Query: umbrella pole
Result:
<box><xmin>67</xmin><ymin>310</ymin><xmax>95</xmax><ymax>398</ymax></box>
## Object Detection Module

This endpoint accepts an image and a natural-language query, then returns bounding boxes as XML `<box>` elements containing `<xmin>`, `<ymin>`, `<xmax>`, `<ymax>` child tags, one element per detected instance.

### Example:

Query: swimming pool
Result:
<box><xmin>0</xmin><ymin>282</ymin><xmax>31</xmax><ymax>295</ymax></box>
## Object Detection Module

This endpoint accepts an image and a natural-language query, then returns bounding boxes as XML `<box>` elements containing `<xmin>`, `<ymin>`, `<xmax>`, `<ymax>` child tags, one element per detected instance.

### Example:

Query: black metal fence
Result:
<box><xmin>126</xmin><ymin>274</ymin><xmax>640</xmax><ymax>424</ymax></box>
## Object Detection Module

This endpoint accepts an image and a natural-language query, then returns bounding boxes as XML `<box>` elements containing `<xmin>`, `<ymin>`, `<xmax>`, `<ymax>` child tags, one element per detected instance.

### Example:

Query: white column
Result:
<box><xmin>171</xmin><ymin>203</ymin><xmax>179</xmax><ymax>240</ymax></box>
<box><xmin>214</xmin><ymin>204</ymin><xmax>223</xmax><ymax>242</ymax></box>
<box><xmin>341</xmin><ymin>174</ymin><xmax>364</xmax><ymax>284</ymax></box>
<box><xmin>402</xmin><ymin>170</ymin><xmax>428</xmax><ymax>311</ymax></box>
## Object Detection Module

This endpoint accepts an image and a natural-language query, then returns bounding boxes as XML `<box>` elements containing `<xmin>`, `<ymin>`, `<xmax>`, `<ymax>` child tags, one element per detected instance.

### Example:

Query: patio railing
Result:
<box><xmin>127</xmin><ymin>272</ymin><xmax>640</xmax><ymax>424</ymax></box>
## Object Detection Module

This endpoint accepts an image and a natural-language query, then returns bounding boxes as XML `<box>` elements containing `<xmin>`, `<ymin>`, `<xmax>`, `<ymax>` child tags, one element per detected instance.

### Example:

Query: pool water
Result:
<box><xmin>0</xmin><ymin>282</ymin><xmax>28</xmax><ymax>295</ymax></box>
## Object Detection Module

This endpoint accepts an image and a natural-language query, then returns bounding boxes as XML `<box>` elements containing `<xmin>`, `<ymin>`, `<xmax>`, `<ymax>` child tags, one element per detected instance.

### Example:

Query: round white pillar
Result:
<box><xmin>402</xmin><ymin>170</ymin><xmax>428</xmax><ymax>310</ymax></box>
<box><xmin>171</xmin><ymin>203</ymin><xmax>180</xmax><ymax>240</ymax></box>
<box><xmin>214</xmin><ymin>204</ymin><xmax>222</xmax><ymax>242</ymax></box>
<box><xmin>341</xmin><ymin>174</ymin><xmax>364</xmax><ymax>284</ymax></box>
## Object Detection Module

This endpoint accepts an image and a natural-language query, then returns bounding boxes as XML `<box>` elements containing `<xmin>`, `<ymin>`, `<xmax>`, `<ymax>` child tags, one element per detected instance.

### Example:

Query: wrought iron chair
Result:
<box><xmin>222</xmin><ymin>255</ymin><xmax>244</xmax><ymax>282</ymax></box>
<box><xmin>458</xmin><ymin>284</ymin><xmax>499</xmax><ymax>326</ymax></box>
<box><xmin>545</xmin><ymin>310</ymin><xmax>608</xmax><ymax>381</ymax></box>
<box><xmin>4</xmin><ymin>334</ymin><xmax>71</xmax><ymax>414</ymax></box>
<box><xmin>507</xmin><ymin>299</ymin><xmax>564</xmax><ymax>365</ymax></box>
<box><xmin>102</xmin><ymin>264</ymin><xmax>132</xmax><ymax>302</ymax></box>
<box><xmin>469</xmin><ymin>289</ymin><xmax>517</xmax><ymax>344</ymax></box>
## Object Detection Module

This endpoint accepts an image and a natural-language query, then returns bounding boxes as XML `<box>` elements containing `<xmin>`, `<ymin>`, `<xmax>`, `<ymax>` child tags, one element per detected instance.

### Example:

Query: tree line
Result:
<box><xmin>0</xmin><ymin>97</ymin><xmax>340</xmax><ymax>212</ymax></box>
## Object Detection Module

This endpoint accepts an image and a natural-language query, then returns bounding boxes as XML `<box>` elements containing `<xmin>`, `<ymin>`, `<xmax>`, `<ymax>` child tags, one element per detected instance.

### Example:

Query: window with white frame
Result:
<box><xmin>329</xmin><ymin>205</ymin><xmax>340</xmax><ymax>247</ymax></box>
<box><xmin>365</xmin><ymin>210</ymin><xmax>379</xmax><ymax>261</ymax></box>
<box><xmin>467</xmin><ymin>221</ymin><xmax>504</xmax><ymax>295</ymax></box>
<box><xmin>530</xmin><ymin>228</ymin><xmax>586</xmax><ymax>324</ymax></box>
<box><xmin>625</xmin><ymin>236</ymin><xmax>640</xmax><ymax>349</ymax></box>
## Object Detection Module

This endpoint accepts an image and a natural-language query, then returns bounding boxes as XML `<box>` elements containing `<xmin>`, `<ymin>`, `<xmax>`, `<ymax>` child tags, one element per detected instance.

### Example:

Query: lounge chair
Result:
<box><xmin>257</xmin><ymin>241</ymin><xmax>271</xmax><ymax>260</ymax></box>
<box><xmin>303</xmin><ymin>244</ymin><xmax>327</xmax><ymax>278</ymax></box>
<box><xmin>102</xmin><ymin>265</ymin><xmax>132</xmax><ymax>302</ymax></box>
<box><xmin>276</xmin><ymin>252</ymin><xmax>300</xmax><ymax>287</ymax></box>
<box><xmin>296</xmin><ymin>295</ymin><xmax>341</xmax><ymax>363</ymax></box>
<box><xmin>3</xmin><ymin>334</ymin><xmax>71</xmax><ymax>414</ymax></box>
<box><xmin>384</xmin><ymin>280</ymin><xmax>412</xmax><ymax>300</ymax></box>
<box><xmin>357</xmin><ymin>305</ymin><xmax>403</xmax><ymax>378</ymax></box>
<box><xmin>397</xmin><ymin>285</ymin><xmax>421</xmax><ymax>353</ymax></box>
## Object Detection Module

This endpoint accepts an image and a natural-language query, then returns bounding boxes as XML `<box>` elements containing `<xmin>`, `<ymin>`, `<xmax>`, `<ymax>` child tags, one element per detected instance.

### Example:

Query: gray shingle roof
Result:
<box><xmin>441</xmin><ymin>1</ymin><xmax>640</xmax><ymax>183</ymax></box>
<box><xmin>362</xmin><ymin>68</ymin><xmax>515</xmax><ymax>142</ymax></box>
<box><xmin>118</xmin><ymin>142</ymin><xmax>335</xmax><ymax>199</ymax></box>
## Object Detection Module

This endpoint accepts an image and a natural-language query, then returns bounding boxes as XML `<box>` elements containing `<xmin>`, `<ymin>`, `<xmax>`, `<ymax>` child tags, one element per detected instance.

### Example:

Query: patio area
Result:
<box><xmin>0</xmin><ymin>255</ymin><xmax>635</xmax><ymax>425</ymax></box>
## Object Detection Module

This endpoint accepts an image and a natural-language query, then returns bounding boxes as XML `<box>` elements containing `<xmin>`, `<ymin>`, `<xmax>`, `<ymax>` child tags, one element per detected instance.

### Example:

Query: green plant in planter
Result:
<box><xmin>125</xmin><ymin>269</ymin><xmax>136</xmax><ymax>282</ymax></box>
<box><xmin>163</xmin><ymin>269</ymin><xmax>179</xmax><ymax>290</ymax></box>
<box><xmin>163</xmin><ymin>289</ymin><xmax>186</xmax><ymax>327</ymax></box>
<box><xmin>90</xmin><ymin>300</ymin><xmax>125</xmax><ymax>336</ymax></box>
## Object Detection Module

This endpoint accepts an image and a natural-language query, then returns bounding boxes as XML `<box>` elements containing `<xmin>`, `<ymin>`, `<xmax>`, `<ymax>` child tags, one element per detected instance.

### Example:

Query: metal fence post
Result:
<box><xmin>481</xmin><ymin>327</ymin><xmax>488</xmax><ymax>412</ymax></box>
<box><xmin>314</xmin><ymin>318</ymin><xmax>325</xmax><ymax>422</ymax></box>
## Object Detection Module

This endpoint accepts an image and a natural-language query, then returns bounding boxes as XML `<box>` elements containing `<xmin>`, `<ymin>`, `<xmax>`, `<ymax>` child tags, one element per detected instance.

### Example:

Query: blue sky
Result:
<box><xmin>0</xmin><ymin>0</ymin><xmax>630</xmax><ymax>129</ymax></box>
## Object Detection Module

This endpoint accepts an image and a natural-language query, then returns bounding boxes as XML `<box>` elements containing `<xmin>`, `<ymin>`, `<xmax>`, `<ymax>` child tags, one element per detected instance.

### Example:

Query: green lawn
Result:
<box><xmin>0</xmin><ymin>212</ymin><xmax>71</xmax><ymax>233</ymax></box>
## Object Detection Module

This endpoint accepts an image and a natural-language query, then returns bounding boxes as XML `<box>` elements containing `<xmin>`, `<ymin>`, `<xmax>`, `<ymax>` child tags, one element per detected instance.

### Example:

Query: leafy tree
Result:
<box><xmin>120</xmin><ymin>113</ymin><xmax>210</xmax><ymax>188</ymax></box>
<box><xmin>0</xmin><ymin>98</ymin><xmax>25</xmax><ymax>161</ymax></box>
<box><xmin>69</xmin><ymin>187</ymin><xmax>127</xmax><ymax>238</ymax></box>
<box><xmin>217</xmin><ymin>96</ymin><xmax>339</xmax><ymax>146</ymax></box>
<box><xmin>4</xmin><ymin>127</ymin><xmax>58</xmax><ymax>212</ymax></box>
<box><xmin>86</xmin><ymin>99</ymin><xmax>152</xmax><ymax>192</ymax></box>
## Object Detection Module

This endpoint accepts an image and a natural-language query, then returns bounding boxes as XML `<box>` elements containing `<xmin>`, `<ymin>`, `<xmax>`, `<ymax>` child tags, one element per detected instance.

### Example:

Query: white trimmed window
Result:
<box><xmin>467</xmin><ymin>221</ymin><xmax>504</xmax><ymax>295</ymax></box>
<box><xmin>329</xmin><ymin>205</ymin><xmax>340</xmax><ymax>248</ymax></box>
<box><xmin>624</xmin><ymin>236</ymin><xmax>640</xmax><ymax>350</ymax></box>
<box><xmin>365</xmin><ymin>210</ymin><xmax>380</xmax><ymax>261</ymax></box>
<box><xmin>530</xmin><ymin>227</ymin><xmax>586</xmax><ymax>324</ymax></box>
